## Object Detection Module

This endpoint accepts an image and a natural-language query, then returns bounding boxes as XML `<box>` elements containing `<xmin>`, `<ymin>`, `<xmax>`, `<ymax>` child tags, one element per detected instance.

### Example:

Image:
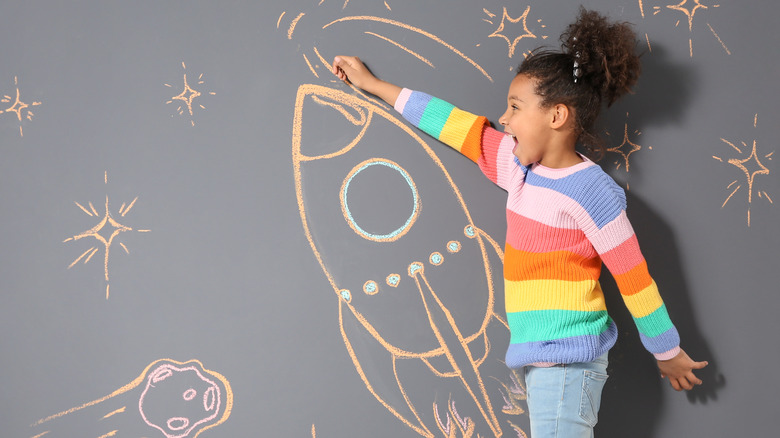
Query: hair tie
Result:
<box><xmin>572</xmin><ymin>37</ymin><xmax>582</xmax><ymax>83</ymax></box>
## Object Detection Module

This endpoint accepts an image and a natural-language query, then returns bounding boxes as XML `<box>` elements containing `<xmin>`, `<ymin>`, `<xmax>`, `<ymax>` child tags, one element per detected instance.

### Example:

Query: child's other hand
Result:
<box><xmin>332</xmin><ymin>56</ymin><xmax>377</xmax><ymax>90</ymax></box>
<box><xmin>657</xmin><ymin>349</ymin><xmax>709</xmax><ymax>391</ymax></box>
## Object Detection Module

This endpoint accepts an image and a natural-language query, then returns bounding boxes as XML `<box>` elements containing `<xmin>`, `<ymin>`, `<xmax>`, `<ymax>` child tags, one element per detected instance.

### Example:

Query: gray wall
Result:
<box><xmin>1</xmin><ymin>1</ymin><xmax>777</xmax><ymax>437</ymax></box>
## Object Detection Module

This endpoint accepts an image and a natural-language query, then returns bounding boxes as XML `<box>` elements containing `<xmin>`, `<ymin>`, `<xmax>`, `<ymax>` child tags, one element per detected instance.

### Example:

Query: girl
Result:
<box><xmin>332</xmin><ymin>8</ymin><xmax>707</xmax><ymax>437</ymax></box>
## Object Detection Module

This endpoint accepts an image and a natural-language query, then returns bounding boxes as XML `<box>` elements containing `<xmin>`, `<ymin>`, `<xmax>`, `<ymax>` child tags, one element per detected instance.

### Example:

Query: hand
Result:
<box><xmin>332</xmin><ymin>55</ymin><xmax>403</xmax><ymax>106</ymax></box>
<box><xmin>657</xmin><ymin>349</ymin><xmax>709</xmax><ymax>391</ymax></box>
<box><xmin>332</xmin><ymin>56</ymin><xmax>378</xmax><ymax>91</ymax></box>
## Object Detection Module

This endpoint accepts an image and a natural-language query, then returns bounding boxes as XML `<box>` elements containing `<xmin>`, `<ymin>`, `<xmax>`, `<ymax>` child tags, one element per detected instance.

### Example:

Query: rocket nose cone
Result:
<box><xmin>293</xmin><ymin>85</ymin><xmax>370</xmax><ymax>160</ymax></box>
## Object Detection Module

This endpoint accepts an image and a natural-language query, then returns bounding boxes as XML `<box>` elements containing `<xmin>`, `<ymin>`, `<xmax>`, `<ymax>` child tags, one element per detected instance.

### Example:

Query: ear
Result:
<box><xmin>549</xmin><ymin>103</ymin><xmax>570</xmax><ymax>129</ymax></box>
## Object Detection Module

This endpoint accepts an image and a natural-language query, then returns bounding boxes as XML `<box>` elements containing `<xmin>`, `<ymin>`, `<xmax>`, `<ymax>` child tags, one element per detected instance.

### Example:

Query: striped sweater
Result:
<box><xmin>394</xmin><ymin>88</ymin><xmax>680</xmax><ymax>368</ymax></box>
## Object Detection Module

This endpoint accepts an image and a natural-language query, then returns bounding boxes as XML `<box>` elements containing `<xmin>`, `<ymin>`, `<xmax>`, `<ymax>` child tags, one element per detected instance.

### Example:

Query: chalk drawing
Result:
<box><xmin>605</xmin><ymin>112</ymin><xmax>652</xmax><ymax>173</ymax></box>
<box><xmin>279</xmin><ymin>4</ymin><xmax>494</xmax><ymax>83</ymax></box>
<box><xmin>0</xmin><ymin>76</ymin><xmax>42</xmax><ymax>137</ymax></box>
<box><xmin>30</xmin><ymin>359</ymin><xmax>232</xmax><ymax>438</ymax></box>
<box><xmin>292</xmin><ymin>83</ymin><xmax>527</xmax><ymax>437</ymax></box>
<box><xmin>712</xmin><ymin>113</ymin><xmax>773</xmax><ymax>227</ymax></box>
<box><xmin>638</xmin><ymin>0</ymin><xmax>729</xmax><ymax>57</ymax></box>
<box><xmin>165</xmin><ymin>62</ymin><xmax>216</xmax><ymax>127</ymax></box>
<box><xmin>483</xmin><ymin>6</ymin><xmax>548</xmax><ymax>58</ymax></box>
<box><xmin>63</xmin><ymin>172</ymin><xmax>150</xmax><ymax>299</ymax></box>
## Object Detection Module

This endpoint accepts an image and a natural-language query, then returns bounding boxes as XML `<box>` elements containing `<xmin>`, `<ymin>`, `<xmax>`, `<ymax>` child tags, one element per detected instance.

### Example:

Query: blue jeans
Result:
<box><xmin>524</xmin><ymin>353</ymin><xmax>609</xmax><ymax>438</ymax></box>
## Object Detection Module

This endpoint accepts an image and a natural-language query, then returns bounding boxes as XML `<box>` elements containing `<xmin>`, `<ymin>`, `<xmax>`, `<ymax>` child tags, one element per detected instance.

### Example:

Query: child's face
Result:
<box><xmin>499</xmin><ymin>74</ymin><xmax>555</xmax><ymax>166</ymax></box>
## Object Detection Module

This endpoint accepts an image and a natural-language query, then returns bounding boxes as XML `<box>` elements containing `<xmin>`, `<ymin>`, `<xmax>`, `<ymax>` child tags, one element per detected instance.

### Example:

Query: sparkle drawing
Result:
<box><xmin>165</xmin><ymin>62</ymin><xmax>216</xmax><ymax>127</ymax></box>
<box><xmin>64</xmin><ymin>172</ymin><xmax>150</xmax><ymax>299</ymax></box>
<box><xmin>604</xmin><ymin>113</ymin><xmax>651</xmax><ymax>173</ymax></box>
<box><xmin>0</xmin><ymin>76</ymin><xmax>42</xmax><ymax>137</ymax></box>
<box><xmin>29</xmin><ymin>359</ymin><xmax>232</xmax><ymax>438</ymax></box>
<box><xmin>712</xmin><ymin>113</ymin><xmax>773</xmax><ymax>227</ymax></box>
<box><xmin>638</xmin><ymin>0</ymin><xmax>729</xmax><ymax>57</ymax></box>
<box><xmin>483</xmin><ymin>6</ymin><xmax>548</xmax><ymax>58</ymax></box>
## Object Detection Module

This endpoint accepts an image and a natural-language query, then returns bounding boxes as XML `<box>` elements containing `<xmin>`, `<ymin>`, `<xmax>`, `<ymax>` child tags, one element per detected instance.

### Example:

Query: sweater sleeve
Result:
<box><xmin>394</xmin><ymin>88</ymin><xmax>516</xmax><ymax>190</ymax></box>
<box><xmin>581</xmin><ymin>177</ymin><xmax>681</xmax><ymax>361</ymax></box>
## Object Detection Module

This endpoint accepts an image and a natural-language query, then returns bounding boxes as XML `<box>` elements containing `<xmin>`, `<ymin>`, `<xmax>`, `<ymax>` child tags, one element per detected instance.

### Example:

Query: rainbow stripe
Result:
<box><xmin>396</xmin><ymin>89</ymin><xmax>680</xmax><ymax>367</ymax></box>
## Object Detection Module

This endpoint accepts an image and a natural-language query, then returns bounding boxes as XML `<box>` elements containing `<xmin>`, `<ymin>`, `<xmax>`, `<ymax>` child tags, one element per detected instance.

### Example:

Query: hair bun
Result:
<box><xmin>562</xmin><ymin>7</ymin><xmax>641</xmax><ymax>105</ymax></box>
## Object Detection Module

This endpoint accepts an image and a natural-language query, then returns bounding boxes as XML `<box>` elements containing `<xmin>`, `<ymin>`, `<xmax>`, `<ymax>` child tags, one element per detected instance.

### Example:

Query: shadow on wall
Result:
<box><xmin>595</xmin><ymin>43</ymin><xmax>724</xmax><ymax>437</ymax></box>
<box><xmin>597</xmin><ymin>190</ymin><xmax>725</xmax><ymax>438</ymax></box>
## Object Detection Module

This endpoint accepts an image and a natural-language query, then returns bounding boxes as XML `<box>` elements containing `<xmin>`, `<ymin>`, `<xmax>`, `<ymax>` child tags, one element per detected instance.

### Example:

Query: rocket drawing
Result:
<box><xmin>292</xmin><ymin>84</ymin><xmax>522</xmax><ymax>437</ymax></box>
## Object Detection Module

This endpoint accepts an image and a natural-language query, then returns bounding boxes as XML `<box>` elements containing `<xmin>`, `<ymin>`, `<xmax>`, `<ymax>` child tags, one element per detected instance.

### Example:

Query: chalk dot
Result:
<box><xmin>386</xmin><ymin>274</ymin><xmax>401</xmax><ymax>287</ymax></box>
<box><xmin>430</xmin><ymin>252</ymin><xmax>443</xmax><ymax>265</ymax></box>
<box><xmin>408</xmin><ymin>262</ymin><xmax>424</xmax><ymax>277</ymax></box>
<box><xmin>447</xmin><ymin>241</ymin><xmax>461</xmax><ymax>253</ymax></box>
<box><xmin>363</xmin><ymin>280</ymin><xmax>379</xmax><ymax>295</ymax></box>
<box><xmin>339</xmin><ymin>289</ymin><xmax>352</xmax><ymax>302</ymax></box>
<box><xmin>464</xmin><ymin>225</ymin><xmax>476</xmax><ymax>238</ymax></box>
<box><xmin>183</xmin><ymin>388</ymin><xmax>196</xmax><ymax>401</ymax></box>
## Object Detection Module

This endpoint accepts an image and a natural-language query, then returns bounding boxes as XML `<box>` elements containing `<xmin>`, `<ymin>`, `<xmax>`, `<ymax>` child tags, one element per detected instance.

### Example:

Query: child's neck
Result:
<box><xmin>538</xmin><ymin>146</ymin><xmax>583</xmax><ymax>169</ymax></box>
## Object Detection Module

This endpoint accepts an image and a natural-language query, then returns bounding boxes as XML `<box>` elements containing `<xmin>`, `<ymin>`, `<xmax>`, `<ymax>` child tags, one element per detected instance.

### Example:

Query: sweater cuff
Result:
<box><xmin>653</xmin><ymin>346</ymin><xmax>681</xmax><ymax>361</ymax></box>
<box><xmin>394</xmin><ymin>88</ymin><xmax>413</xmax><ymax>114</ymax></box>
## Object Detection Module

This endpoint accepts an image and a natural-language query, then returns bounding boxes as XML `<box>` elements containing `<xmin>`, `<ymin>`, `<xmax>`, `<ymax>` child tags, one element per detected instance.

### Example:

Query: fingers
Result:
<box><xmin>692</xmin><ymin>360</ymin><xmax>709</xmax><ymax>370</ymax></box>
<box><xmin>332</xmin><ymin>56</ymin><xmax>360</xmax><ymax>79</ymax></box>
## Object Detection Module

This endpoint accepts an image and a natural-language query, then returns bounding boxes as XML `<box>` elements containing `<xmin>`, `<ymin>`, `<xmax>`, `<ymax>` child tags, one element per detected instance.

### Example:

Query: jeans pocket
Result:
<box><xmin>579</xmin><ymin>370</ymin><xmax>608</xmax><ymax>427</ymax></box>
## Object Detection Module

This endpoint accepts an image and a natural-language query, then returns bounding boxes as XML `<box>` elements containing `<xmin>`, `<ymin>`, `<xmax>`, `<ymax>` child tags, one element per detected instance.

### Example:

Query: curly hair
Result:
<box><xmin>517</xmin><ymin>7</ymin><xmax>641</xmax><ymax>161</ymax></box>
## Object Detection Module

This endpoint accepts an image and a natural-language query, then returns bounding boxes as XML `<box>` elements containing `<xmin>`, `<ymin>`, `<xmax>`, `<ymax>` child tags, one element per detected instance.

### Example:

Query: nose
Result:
<box><xmin>498</xmin><ymin>112</ymin><xmax>508</xmax><ymax>126</ymax></box>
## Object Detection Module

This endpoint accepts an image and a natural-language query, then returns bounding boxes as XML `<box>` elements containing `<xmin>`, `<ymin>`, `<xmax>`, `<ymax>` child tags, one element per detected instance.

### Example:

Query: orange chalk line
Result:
<box><xmin>722</xmin><ymin>185</ymin><xmax>740</xmax><ymax>208</ymax></box>
<box><xmin>277</xmin><ymin>11</ymin><xmax>286</xmax><ymax>28</ymax></box>
<box><xmin>89</xmin><ymin>202</ymin><xmax>99</xmax><ymax>216</ymax></box>
<box><xmin>754</xmin><ymin>113</ymin><xmax>758</xmax><ymax>128</ymax></box>
<box><xmin>384</xmin><ymin>1</ymin><xmax>391</xmax><ymax>11</ymax></box>
<box><xmin>68</xmin><ymin>248</ymin><xmax>95</xmax><ymax>269</ymax></box>
<box><xmin>338</xmin><ymin>304</ymin><xmax>432</xmax><ymax>437</ymax></box>
<box><xmin>75</xmin><ymin>202</ymin><xmax>94</xmax><ymax>216</ymax></box>
<box><xmin>322</xmin><ymin>16</ymin><xmax>493</xmax><ymax>82</ymax></box>
<box><xmin>721</xmin><ymin>138</ymin><xmax>742</xmax><ymax>154</ymax></box>
<box><xmin>96</xmin><ymin>430</ymin><xmax>117</xmax><ymax>438</ymax></box>
<box><xmin>638</xmin><ymin>0</ymin><xmax>645</xmax><ymax>18</ymax></box>
<box><xmin>101</xmin><ymin>406</ymin><xmax>126</xmax><ymax>419</ymax></box>
<box><xmin>302</xmin><ymin>54</ymin><xmax>319</xmax><ymax>78</ymax></box>
<box><xmin>645</xmin><ymin>33</ymin><xmax>652</xmax><ymax>52</ymax></box>
<box><xmin>30</xmin><ymin>432</ymin><xmax>50</xmax><ymax>438</ymax></box>
<box><xmin>706</xmin><ymin>23</ymin><xmax>730</xmax><ymax>55</ymax></box>
<box><xmin>288</xmin><ymin>12</ymin><xmax>305</xmax><ymax>39</ymax></box>
<box><xmin>726</xmin><ymin>180</ymin><xmax>738</xmax><ymax>189</ymax></box>
<box><xmin>311</xmin><ymin>424</ymin><xmax>316</xmax><ymax>438</ymax></box>
<box><xmin>483</xmin><ymin>8</ymin><xmax>496</xmax><ymax>18</ymax></box>
<box><xmin>414</xmin><ymin>270</ymin><xmax>501</xmax><ymax>435</ymax></box>
<box><xmin>310</xmin><ymin>95</ymin><xmax>366</xmax><ymax>126</ymax></box>
<box><xmin>84</xmin><ymin>247</ymin><xmax>100</xmax><ymax>264</ymax></box>
<box><xmin>119</xmin><ymin>243</ymin><xmax>129</xmax><ymax>254</ymax></box>
<box><xmin>763</xmin><ymin>192</ymin><xmax>773</xmax><ymax>204</ymax></box>
<box><xmin>121</xmin><ymin>197</ymin><xmax>138</xmax><ymax>216</ymax></box>
<box><xmin>364</xmin><ymin>32</ymin><xmax>435</xmax><ymax>68</ymax></box>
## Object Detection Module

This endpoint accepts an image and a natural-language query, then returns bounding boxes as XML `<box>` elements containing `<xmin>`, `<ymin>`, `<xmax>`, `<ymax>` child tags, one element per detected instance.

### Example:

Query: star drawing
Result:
<box><xmin>486</xmin><ymin>6</ymin><xmax>545</xmax><ymax>58</ymax></box>
<box><xmin>713</xmin><ymin>114</ymin><xmax>773</xmax><ymax>227</ymax></box>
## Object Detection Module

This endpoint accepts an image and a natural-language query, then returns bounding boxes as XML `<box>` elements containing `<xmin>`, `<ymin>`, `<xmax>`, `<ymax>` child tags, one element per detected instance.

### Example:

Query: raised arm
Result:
<box><xmin>331</xmin><ymin>56</ymin><xmax>519</xmax><ymax>191</ymax></box>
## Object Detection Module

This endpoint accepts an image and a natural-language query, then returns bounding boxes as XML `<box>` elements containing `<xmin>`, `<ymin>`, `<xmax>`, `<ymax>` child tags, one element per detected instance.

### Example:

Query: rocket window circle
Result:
<box><xmin>341</xmin><ymin>159</ymin><xmax>420</xmax><ymax>242</ymax></box>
